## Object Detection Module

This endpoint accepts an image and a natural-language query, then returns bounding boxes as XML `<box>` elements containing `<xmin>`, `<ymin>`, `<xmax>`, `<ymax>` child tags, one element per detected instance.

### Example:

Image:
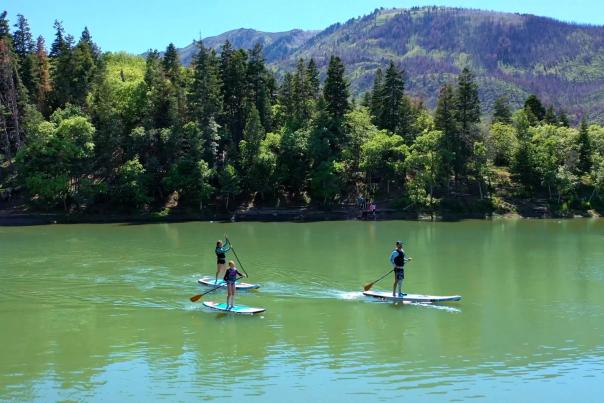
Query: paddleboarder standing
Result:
<box><xmin>215</xmin><ymin>239</ymin><xmax>232</xmax><ymax>282</ymax></box>
<box><xmin>224</xmin><ymin>260</ymin><xmax>245</xmax><ymax>309</ymax></box>
<box><xmin>390</xmin><ymin>240</ymin><xmax>410</xmax><ymax>297</ymax></box>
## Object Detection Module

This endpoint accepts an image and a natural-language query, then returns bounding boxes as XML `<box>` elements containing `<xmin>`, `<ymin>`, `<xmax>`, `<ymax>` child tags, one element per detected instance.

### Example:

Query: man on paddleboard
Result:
<box><xmin>390</xmin><ymin>241</ymin><xmax>411</xmax><ymax>297</ymax></box>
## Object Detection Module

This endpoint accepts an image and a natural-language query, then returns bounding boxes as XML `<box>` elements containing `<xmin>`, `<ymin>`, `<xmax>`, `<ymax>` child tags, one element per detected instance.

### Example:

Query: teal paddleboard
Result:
<box><xmin>198</xmin><ymin>276</ymin><xmax>260</xmax><ymax>290</ymax></box>
<box><xmin>202</xmin><ymin>301</ymin><xmax>265</xmax><ymax>314</ymax></box>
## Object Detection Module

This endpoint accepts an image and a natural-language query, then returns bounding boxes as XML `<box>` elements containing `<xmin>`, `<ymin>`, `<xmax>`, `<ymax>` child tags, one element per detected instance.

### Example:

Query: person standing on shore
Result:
<box><xmin>390</xmin><ymin>241</ymin><xmax>411</xmax><ymax>297</ymax></box>
<box><xmin>224</xmin><ymin>260</ymin><xmax>244</xmax><ymax>309</ymax></box>
<box><xmin>215</xmin><ymin>239</ymin><xmax>231</xmax><ymax>283</ymax></box>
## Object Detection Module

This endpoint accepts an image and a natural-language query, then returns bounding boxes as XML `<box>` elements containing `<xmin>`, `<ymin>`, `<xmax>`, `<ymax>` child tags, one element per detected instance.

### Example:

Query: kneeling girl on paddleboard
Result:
<box><xmin>224</xmin><ymin>260</ymin><xmax>245</xmax><ymax>309</ymax></box>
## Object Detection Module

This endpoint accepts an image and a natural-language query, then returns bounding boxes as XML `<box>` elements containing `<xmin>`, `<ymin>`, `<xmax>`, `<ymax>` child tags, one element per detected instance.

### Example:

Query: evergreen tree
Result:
<box><xmin>434</xmin><ymin>84</ymin><xmax>457</xmax><ymax>177</ymax></box>
<box><xmin>33</xmin><ymin>35</ymin><xmax>51</xmax><ymax>114</ymax></box>
<box><xmin>453</xmin><ymin>67</ymin><xmax>481</xmax><ymax>178</ymax></box>
<box><xmin>492</xmin><ymin>96</ymin><xmax>512</xmax><ymax>124</ymax></box>
<box><xmin>12</xmin><ymin>14</ymin><xmax>34</xmax><ymax>58</ymax></box>
<box><xmin>292</xmin><ymin>58</ymin><xmax>312</xmax><ymax>127</ymax></box>
<box><xmin>219</xmin><ymin>41</ymin><xmax>248</xmax><ymax>151</ymax></box>
<box><xmin>558</xmin><ymin>109</ymin><xmax>570</xmax><ymax>127</ymax></box>
<box><xmin>12</xmin><ymin>14</ymin><xmax>36</xmax><ymax>100</ymax></box>
<box><xmin>577</xmin><ymin>116</ymin><xmax>592</xmax><ymax>174</ymax></box>
<box><xmin>0</xmin><ymin>11</ymin><xmax>10</xmax><ymax>40</ymax></box>
<box><xmin>49</xmin><ymin>20</ymin><xmax>66</xmax><ymax>58</ymax></box>
<box><xmin>278</xmin><ymin>72</ymin><xmax>295</xmax><ymax>127</ymax></box>
<box><xmin>306</xmin><ymin>58</ymin><xmax>320</xmax><ymax>100</ymax></box>
<box><xmin>323</xmin><ymin>55</ymin><xmax>349</xmax><ymax>121</ymax></box>
<box><xmin>369</xmin><ymin>68</ymin><xmax>383</xmax><ymax>123</ymax></box>
<box><xmin>188</xmin><ymin>41</ymin><xmax>222</xmax><ymax>125</ymax></box>
<box><xmin>524</xmin><ymin>94</ymin><xmax>545</xmax><ymax>124</ymax></box>
<box><xmin>162</xmin><ymin>43</ymin><xmax>179</xmax><ymax>82</ymax></box>
<box><xmin>543</xmin><ymin>105</ymin><xmax>558</xmax><ymax>125</ymax></box>
<box><xmin>246</xmin><ymin>43</ymin><xmax>272</xmax><ymax>131</ymax></box>
<box><xmin>375</xmin><ymin>61</ymin><xmax>406</xmax><ymax>134</ymax></box>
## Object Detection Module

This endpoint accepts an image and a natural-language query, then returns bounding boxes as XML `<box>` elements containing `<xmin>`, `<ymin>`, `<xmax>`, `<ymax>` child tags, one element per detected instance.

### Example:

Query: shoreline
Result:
<box><xmin>0</xmin><ymin>206</ymin><xmax>599</xmax><ymax>226</ymax></box>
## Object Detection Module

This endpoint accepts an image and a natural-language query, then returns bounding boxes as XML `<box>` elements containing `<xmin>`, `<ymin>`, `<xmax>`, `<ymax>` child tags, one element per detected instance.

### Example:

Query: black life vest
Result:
<box><xmin>394</xmin><ymin>249</ymin><xmax>405</xmax><ymax>267</ymax></box>
<box><xmin>224</xmin><ymin>268</ymin><xmax>238</xmax><ymax>282</ymax></box>
<box><xmin>215</xmin><ymin>247</ymin><xmax>225</xmax><ymax>260</ymax></box>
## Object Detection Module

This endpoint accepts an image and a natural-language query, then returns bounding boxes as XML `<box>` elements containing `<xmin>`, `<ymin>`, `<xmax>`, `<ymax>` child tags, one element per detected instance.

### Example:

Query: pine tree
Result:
<box><xmin>246</xmin><ymin>43</ymin><xmax>272</xmax><ymax>131</ymax></box>
<box><xmin>12</xmin><ymin>14</ymin><xmax>36</xmax><ymax>100</ymax></box>
<box><xmin>49</xmin><ymin>20</ymin><xmax>66</xmax><ymax>58</ymax></box>
<box><xmin>279</xmin><ymin>72</ymin><xmax>295</xmax><ymax>127</ymax></box>
<box><xmin>306</xmin><ymin>58</ymin><xmax>320</xmax><ymax>100</ymax></box>
<box><xmin>162</xmin><ymin>43</ymin><xmax>180</xmax><ymax>82</ymax></box>
<box><xmin>33</xmin><ymin>35</ymin><xmax>51</xmax><ymax>114</ymax></box>
<box><xmin>12</xmin><ymin>14</ymin><xmax>34</xmax><ymax>58</ymax></box>
<box><xmin>292</xmin><ymin>58</ymin><xmax>311</xmax><ymax>126</ymax></box>
<box><xmin>188</xmin><ymin>41</ymin><xmax>222</xmax><ymax>125</ymax></box>
<box><xmin>454</xmin><ymin>67</ymin><xmax>481</xmax><ymax>178</ymax></box>
<box><xmin>524</xmin><ymin>94</ymin><xmax>545</xmax><ymax>124</ymax></box>
<box><xmin>492</xmin><ymin>96</ymin><xmax>511</xmax><ymax>124</ymax></box>
<box><xmin>434</xmin><ymin>84</ymin><xmax>457</xmax><ymax>177</ymax></box>
<box><xmin>557</xmin><ymin>109</ymin><xmax>570</xmax><ymax>127</ymax></box>
<box><xmin>0</xmin><ymin>11</ymin><xmax>10</xmax><ymax>40</ymax></box>
<box><xmin>323</xmin><ymin>55</ymin><xmax>349</xmax><ymax>121</ymax></box>
<box><xmin>577</xmin><ymin>116</ymin><xmax>592</xmax><ymax>174</ymax></box>
<box><xmin>376</xmin><ymin>61</ymin><xmax>405</xmax><ymax>133</ymax></box>
<box><xmin>543</xmin><ymin>105</ymin><xmax>558</xmax><ymax>125</ymax></box>
<box><xmin>369</xmin><ymin>68</ymin><xmax>383</xmax><ymax>123</ymax></box>
<box><xmin>219</xmin><ymin>41</ymin><xmax>248</xmax><ymax>149</ymax></box>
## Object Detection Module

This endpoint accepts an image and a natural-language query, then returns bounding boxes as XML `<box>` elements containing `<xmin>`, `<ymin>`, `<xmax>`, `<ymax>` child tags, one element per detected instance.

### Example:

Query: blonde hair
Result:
<box><xmin>228</xmin><ymin>260</ymin><xmax>235</xmax><ymax>267</ymax></box>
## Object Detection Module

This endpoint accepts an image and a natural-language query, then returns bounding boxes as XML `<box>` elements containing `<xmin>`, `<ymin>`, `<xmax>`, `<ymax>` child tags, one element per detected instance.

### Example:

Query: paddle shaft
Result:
<box><xmin>190</xmin><ymin>276</ymin><xmax>243</xmax><ymax>302</ymax></box>
<box><xmin>226</xmin><ymin>236</ymin><xmax>249</xmax><ymax>277</ymax></box>
<box><xmin>364</xmin><ymin>258</ymin><xmax>412</xmax><ymax>291</ymax></box>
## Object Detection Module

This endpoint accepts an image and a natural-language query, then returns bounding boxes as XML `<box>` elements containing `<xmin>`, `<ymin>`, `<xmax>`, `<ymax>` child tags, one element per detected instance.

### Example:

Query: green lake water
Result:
<box><xmin>1</xmin><ymin>219</ymin><xmax>603</xmax><ymax>402</ymax></box>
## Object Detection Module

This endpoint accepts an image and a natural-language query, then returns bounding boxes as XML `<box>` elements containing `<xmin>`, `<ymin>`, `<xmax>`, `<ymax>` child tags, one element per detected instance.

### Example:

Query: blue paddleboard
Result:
<box><xmin>202</xmin><ymin>301</ymin><xmax>265</xmax><ymax>314</ymax></box>
<box><xmin>363</xmin><ymin>290</ymin><xmax>461</xmax><ymax>303</ymax></box>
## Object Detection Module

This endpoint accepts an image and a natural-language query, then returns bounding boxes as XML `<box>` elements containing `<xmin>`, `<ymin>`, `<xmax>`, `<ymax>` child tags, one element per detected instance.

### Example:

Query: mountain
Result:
<box><xmin>176</xmin><ymin>7</ymin><xmax>604</xmax><ymax>122</ymax></box>
<box><xmin>177</xmin><ymin>28</ymin><xmax>318</xmax><ymax>65</ymax></box>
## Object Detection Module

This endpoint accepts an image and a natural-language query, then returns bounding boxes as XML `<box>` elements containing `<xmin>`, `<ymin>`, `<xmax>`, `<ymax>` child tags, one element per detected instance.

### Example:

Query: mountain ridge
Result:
<box><xmin>174</xmin><ymin>6</ymin><xmax>604</xmax><ymax>122</ymax></box>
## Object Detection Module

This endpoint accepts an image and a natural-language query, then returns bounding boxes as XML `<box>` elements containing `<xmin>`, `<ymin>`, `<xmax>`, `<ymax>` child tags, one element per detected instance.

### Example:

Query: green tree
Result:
<box><xmin>577</xmin><ymin>116</ymin><xmax>592</xmax><ymax>174</ymax></box>
<box><xmin>453</xmin><ymin>67</ymin><xmax>481</xmax><ymax>178</ymax></box>
<box><xmin>375</xmin><ymin>61</ymin><xmax>405</xmax><ymax>134</ymax></box>
<box><xmin>310</xmin><ymin>159</ymin><xmax>346</xmax><ymax>205</ymax></box>
<box><xmin>488</xmin><ymin>122</ymin><xmax>517</xmax><ymax>166</ymax></box>
<box><xmin>492</xmin><ymin>96</ymin><xmax>512</xmax><ymax>124</ymax></box>
<box><xmin>113</xmin><ymin>156</ymin><xmax>149</xmax><ymax>210</ymax></box>
<box><xmin>323</xmin><ymin>55</ymin><xmax>349</xmax><ymax>122</ymax></box>
<box><xmin>164</xmin><ymin>158</ymin><xmax>214</xmax><ymax>210</ymax></box>
<box><xmin>219</xmin><ymin>41</ymin><xmax>248</xmax><ymax>151</ymax></box>
<box><xmin>360</xmin><ymin>131</ymin><xmax>407</xmax><ymax>193</ymax></box>
<box><xmin>218</xmin><ymin>163</ymin><xmax>241</xmax><ymax>210</ymax></box>
<box><xmin>434</xmin><ymin>84</ymin><xmax>457</xmax><ymax>179</ymax></box>
<box><xmin>524</xmin><ymin>94</ymin><xmax>546</xmax><ymax>124</ymax></box>
<box><xmin>306</xmin><ymin>58</ymin><xmax>320</xmax><ymax>100</ymax></box>
<box><xmin>405</xmin><ymin>130</ymin><xmax>444</xmax><ymax>211</ymax></box>
<box><xmin>188</xmin><ymin>41</ymin><xmax>222</xmax><ymax>125</ymax></box>
<box><xmin>246</xmin><ymin>43</ymin><xmax>273</xmax><ymax>131</ymax></box>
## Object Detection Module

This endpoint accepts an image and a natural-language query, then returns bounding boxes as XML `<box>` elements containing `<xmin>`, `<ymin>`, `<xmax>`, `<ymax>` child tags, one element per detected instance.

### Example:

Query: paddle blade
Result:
<box><xmin>190</xmin><ymin>294</ymin><xmax>202</xmax><ymax>302</ymax></box>
<box><xmin>363</xmin><ymin>282</ymin><xmax>375</xmax><ymax>291</ymax></box>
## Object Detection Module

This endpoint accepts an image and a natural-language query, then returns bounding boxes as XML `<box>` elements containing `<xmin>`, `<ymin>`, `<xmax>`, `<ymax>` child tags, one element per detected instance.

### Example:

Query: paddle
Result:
<box><xmin>363</xmin><ymin>258</ymin><xmax>412</xmax><ymax>291</ymax></box>
<box><xmin>225</xmin><ymin>235</ymin><xmax>249</xmax><ymax>278</ymax></box>
<box><xmin>190</xmin><ymin>276</ymin><xmax>243</xmax><ymax>302</ymax></box>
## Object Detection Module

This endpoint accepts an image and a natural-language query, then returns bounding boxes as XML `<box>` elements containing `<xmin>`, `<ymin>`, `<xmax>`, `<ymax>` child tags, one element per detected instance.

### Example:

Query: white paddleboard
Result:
<box><xmin>198</xmin><ymin>276</ymin><xmax>260</xmax><ymax>290</ymax></box>
<box><xmin>363</xmin><ymin>290</ymin><xmax>461</xmax><ymax>303</ymax></box>
<box><xmin>202</xmin><ymin>301</ymin><xmax>265</xmax><ymax>314</ymax></box>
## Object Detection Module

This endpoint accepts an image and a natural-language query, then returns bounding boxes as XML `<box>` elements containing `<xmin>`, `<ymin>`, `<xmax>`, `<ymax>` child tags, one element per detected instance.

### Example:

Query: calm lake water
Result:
<box><xmin>1</xmin><ymin>219</ymin><xmax>603</xmax><ymax>402</ymax></box>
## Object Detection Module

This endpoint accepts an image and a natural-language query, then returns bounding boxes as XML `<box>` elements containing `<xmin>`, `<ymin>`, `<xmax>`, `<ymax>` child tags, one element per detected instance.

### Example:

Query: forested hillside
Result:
<box><xmin>177</xmin><ymin>7</ymin><xmax>604</xmax><ymax>123</ymax></box>
<box><xmin>1</xmin><ymin>10</ymin><xmax>604</xmax><ymax>219</ymax></box>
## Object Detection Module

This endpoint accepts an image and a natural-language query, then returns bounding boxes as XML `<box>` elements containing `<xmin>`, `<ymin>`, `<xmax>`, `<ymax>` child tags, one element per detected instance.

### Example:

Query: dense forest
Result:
<box><xmin>1</xmin><ymin>11</ymin><xmax>603</xmax><ymax>217</ymax></box>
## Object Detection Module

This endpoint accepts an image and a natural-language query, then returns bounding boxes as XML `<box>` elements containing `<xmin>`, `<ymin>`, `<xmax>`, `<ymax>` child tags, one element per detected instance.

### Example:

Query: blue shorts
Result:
<box><xmin>394</xmin><ymin>268</ymin><xmax>404</xmax><ymax>280</ymax></box>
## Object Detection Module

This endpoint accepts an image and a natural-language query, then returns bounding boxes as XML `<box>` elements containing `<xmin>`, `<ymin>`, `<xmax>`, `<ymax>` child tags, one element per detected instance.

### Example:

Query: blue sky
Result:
<box><xmin>3</xmin><ymin>0</ymin><xmax>604</xmax><ymax>53</ymax></box>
